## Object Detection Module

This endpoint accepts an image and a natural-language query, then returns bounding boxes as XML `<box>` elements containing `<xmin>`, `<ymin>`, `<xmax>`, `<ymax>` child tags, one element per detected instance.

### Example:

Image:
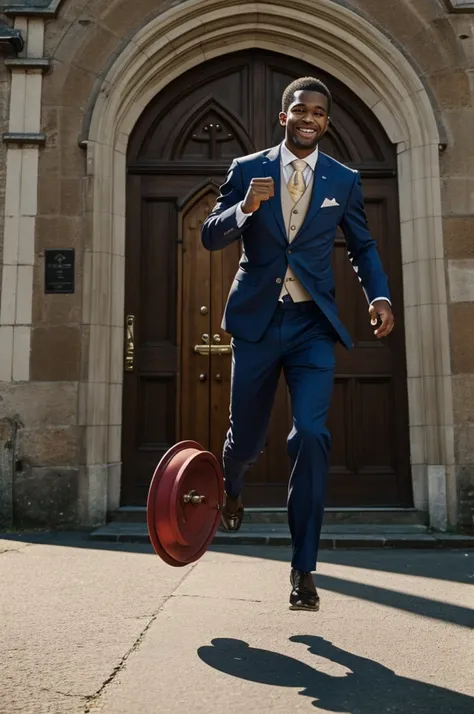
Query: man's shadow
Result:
<box><xmin>198</xmin><ymin>636</ymin><xmax>473</xmax><ymax>712</ymax></box>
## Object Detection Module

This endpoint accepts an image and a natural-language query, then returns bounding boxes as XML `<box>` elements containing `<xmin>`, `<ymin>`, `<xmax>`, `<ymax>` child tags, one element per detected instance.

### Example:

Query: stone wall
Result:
<box><xmin>341</xmin><ymin>4</ymin><xmax>474</xmax><ymax>529</ymax></box>
<box><xmin>0</xmin><ymin>56</ymin><xmax>9</xmax><ymax>304</ymax></box>
<box><xmin>0</xmin><ymin>0</ymin><xmax>473</xmax><ymax>528</ymax></box>
<box><xmin>0</xmin><ymin>35</ymin><xmax>11</xmax><ymax>525</ymax></box>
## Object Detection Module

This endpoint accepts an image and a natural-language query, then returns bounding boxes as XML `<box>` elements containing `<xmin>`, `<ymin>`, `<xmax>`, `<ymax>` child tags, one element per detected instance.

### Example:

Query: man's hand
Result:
<box><xmin>241</xmin><ymin>178</ymin><xmax>275</xmax><ymax>214</ymax></box>
<box><xmin>369</xmin><ymin>300</ymin><xmax>394</xmax><ymax>339</ymax></box>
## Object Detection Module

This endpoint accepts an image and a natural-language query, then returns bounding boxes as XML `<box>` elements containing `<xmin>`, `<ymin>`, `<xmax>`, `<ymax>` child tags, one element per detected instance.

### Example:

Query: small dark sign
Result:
<box><xmin>44</xmin><ymin>249</ymin><xmax>75</xmax><ymax>294</ymax></box>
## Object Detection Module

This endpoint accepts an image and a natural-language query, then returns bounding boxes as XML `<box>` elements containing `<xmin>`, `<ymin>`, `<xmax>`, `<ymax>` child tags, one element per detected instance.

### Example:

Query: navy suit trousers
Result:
<box><xmin>223</xmin><ymin>299</ymin><xmax>337</xmax><ymax>572</ymax></box>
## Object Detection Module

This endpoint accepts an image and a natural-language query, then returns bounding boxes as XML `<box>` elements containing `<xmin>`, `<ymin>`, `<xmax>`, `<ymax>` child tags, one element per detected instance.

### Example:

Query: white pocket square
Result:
<box><xmin>321</xmin><ymin>197</ymin><xmax>339</xmax><ymax>208</ymax></box>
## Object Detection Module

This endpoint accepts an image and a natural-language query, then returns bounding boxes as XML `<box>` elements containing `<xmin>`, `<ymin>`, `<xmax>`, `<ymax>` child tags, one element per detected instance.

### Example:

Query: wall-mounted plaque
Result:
<box><xmin>44</xmin><ymin>249</ymin><xmax>75</xmax><ymax>294</ymax></box>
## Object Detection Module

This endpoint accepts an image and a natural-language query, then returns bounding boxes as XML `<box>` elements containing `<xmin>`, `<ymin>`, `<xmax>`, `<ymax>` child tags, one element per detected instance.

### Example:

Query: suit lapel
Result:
<box><xmin>261</xmin><ymin>144</ymin><xmax>287</xmax><ymax>244</ymax></box>
<box><xmin>294</xmin><ymin>153</ymin><xmax>334</xmax><ymax>241</ymax></box>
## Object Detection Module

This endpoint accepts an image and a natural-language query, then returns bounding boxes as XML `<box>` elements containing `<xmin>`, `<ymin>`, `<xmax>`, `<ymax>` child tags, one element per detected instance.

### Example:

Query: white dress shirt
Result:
<box><xmin>234</xmin><ymin>143</ymin><xmax>390</xmax><ymax>307</ymax></box>
<box><xmin>235</xmin><ymin>143</ymin><xmax>318</xmax><ymax>226</ymax></box>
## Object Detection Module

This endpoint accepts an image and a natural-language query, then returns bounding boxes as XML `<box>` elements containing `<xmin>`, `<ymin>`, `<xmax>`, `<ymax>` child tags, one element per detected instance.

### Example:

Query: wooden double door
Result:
<box><xmin>121</xmin><ymin>50</ymin><xmax>412</xmax><ymax>508</ymax></box>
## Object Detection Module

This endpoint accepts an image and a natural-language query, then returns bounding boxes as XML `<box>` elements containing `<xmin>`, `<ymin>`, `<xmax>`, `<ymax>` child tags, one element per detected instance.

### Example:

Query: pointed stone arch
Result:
<box><xmin>81</xmin><ymin>0</ymin><xmax>454</xmax><ymax>530</ymax></box>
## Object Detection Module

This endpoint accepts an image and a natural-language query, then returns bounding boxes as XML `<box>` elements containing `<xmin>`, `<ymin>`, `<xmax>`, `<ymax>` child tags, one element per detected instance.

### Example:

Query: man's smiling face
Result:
<box><xmin>279</xmin><ymin>90</ymin><xmax>329</xmax><ymax>156</ymax></box>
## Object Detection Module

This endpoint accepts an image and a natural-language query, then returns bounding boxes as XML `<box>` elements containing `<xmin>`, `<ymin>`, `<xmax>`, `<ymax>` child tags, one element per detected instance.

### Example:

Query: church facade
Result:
<box><xmin>0</xmin><ymin>0</ymin><xmax>473</xmax><ymax>532</ymax></box>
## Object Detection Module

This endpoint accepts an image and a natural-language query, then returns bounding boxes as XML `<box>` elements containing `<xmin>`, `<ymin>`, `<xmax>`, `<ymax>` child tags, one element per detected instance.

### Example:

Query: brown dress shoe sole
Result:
<box><xmin>219</xmin><ymin>504</ymin><xmax>244</xmax><ymax>532</ymax></box>
<box><xmin>289</xmin><ymin>599</ymin><xmax>320</xmax><ymax>612</ymax></box>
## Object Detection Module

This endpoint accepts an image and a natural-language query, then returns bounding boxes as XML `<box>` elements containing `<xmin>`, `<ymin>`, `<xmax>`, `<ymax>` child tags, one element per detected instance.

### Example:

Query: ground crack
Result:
<box><xmin>0</xmin><ymin>546</ymin><xmax>29</xmax><ymax>555</ymax></box>
<box><xmin>83</xmin><ymin>565</ymin><xmax>198</xmax><ymax>712</ymax></box>
<box><xmin>41</xmin><ymin>688</ymin><xmax>87</xmax><ymax>700</ymax></box>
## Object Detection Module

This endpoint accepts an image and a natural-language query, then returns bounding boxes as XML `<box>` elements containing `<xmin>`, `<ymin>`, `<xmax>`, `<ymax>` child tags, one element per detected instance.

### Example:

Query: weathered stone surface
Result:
<box><xmin>80</xmin><ymin>324</ymin><xmax>91</xmax><ymax>381</ymax></box>
<box><xmin>18</xmin><ymin>426</ymin><xmax>81</xmax><ymax>467</ymax></box>
<box><xmin>0</xmin><ymin>418</ymin><xmax>14</xmax><ymax>529</ymax></box>
<box><xmin>60</xmin><ymin>177</ymin><xmax>84</xmax><ymax>215</ymax></box>
<box><xmin>100</xmin><ymin>0</ymin><xmax>166</xmax><ymax>38</ymax></box>
<box><xmin>452</xmin><ymin>374</ymin><xmax>474</xmax><ymax>423</ymax></box>
<box><xmin>13</xmin><ymin>466</ymin><xmax>79</xmax><ymax>528</ymax></box>
<box><xmin>456</xmin><ymin>465</ymin><xmax>474</xmax><ymax>529</ymax></box>
<box><xmin>449</xmin><ymin>303</ymin><xmax>474</xmax><ymax>373</ymax></box>
<box><xmin>427</xmin><ymin>69</ymin><xmax>472</xmax><ymax>109</ymax></box>
<box><xmin>35</xmin><ymin>215</ymin><xmax>83</xmax><ymax>251</ymax></box>
<box><xmin>0</xmin><ymin>61</ymin><xmax>10</xmax><ymax>308</ymax></box>
<box><xmin>53</xmin><ymin>16</ymin><xmax>100</xmax><ymax>66</ymax></box>
<box><xmin>410</xmin><ymin>18</ymin><xmax>467</xmax><ymax>74</ymax></box>
<box><xmin>443</xmin><ymin>216</ymin><xmax>474</xmax><ymax>259</ymax></box>
<box><xmin>0</xmin><ymin>382</ymin><xmax>78</xmax><ymax>427</ymax></box>
<box><xmin>349</xmin><ymin>0</ymin><xmax>434</xmax><ymax>45</ymax></box>
<box><xmin>42</xmin><ymin>60</ymin><xmax>97</xmax><ymax>109</ymax></box>
<box><xmin>442</xmin><ymin>177</ymin><xmax>474</xmax><ymax>215</ymax></box>
<box><xmin>31</xmin><ymin>326</ymin><xmax>82</xmax><ymax>381</ymax></box>
<box><xmin>428</xmin><ymin>465</ymin><xmax>448</xmax><ymax>531</ymax></box>
<box><xmin>78</xmin><ymin>463</ymin><xmax>109</xmax><ymax>526</ymax></box>
<box><xmin>58</xmin><ymin>22</ymin><xmax>121</xmax><ymax>77</ymax></box>
<box><xmin>58</xmin><ymin>106</ymin><xmax>88</xmax><ymax>177</ymax></box>
<box><xmin>440</xmin><ymin>109</ymin><xmax>474</xmax><ymax>176</ymax></box>
<box><xmin>41</xmin><ymin>104</ymin><xmax>59</xmax><ymax>149</ymax></box>
<box><xmin>455</xmin><ymin>424</ymin><xmax>474</xmax><ymax>464</ymax></box>
<box><xmin>44</xmin><ymin>16</ymin><xmax>76</xmax><ymax>57</ymax></box>
<box><xmin>448</xmin><ymin>260</ymin><xmax>474</xmax><ymax>302</ymax></box>
<box><xmin>37</xmin><ymin>161</ymin><xmax>61</xmax><ymax>214</ymax></box>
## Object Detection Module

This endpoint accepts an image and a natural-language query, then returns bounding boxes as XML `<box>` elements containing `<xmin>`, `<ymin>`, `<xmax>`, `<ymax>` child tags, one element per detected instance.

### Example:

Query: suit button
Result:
<box><xmin>293</xmin><ymin>209</ymin><xmax>299</xmax><ymax>214</ymax></box>
<box><xmin>290</xmin><ymin>225</ymin><xmax>296</xmax><ymax>231</ymax></box>
<box><xmin>276</xmin><ymin>278</ymin><xmax>282</xmax><ymax>284</ymax></box>
<box><xmin>287</xmin><ymin>249</ymin><xmax>292</xmax><ymax>254</ymax></box>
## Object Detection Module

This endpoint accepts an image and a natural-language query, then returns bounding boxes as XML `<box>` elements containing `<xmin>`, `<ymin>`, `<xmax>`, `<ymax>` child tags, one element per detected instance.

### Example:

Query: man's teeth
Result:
<box><xmin>299</xmin><ymin>129</ymin><xmax>315</xmax><ymax>134</ymax></box>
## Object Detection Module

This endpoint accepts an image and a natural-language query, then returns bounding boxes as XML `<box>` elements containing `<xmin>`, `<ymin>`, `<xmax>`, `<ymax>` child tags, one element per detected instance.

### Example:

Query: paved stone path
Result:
<box><xmin>1</xmin><ymin>533</ymin><xmax>473</xmax><ymax>713</ymax></box>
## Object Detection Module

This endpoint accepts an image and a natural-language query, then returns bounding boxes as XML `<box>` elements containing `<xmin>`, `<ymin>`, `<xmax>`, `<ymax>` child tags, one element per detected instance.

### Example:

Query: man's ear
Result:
<box><xmin>279</xmin><ymin>111</ymin><xmax>287</xmax><ymax>128</ymax></box>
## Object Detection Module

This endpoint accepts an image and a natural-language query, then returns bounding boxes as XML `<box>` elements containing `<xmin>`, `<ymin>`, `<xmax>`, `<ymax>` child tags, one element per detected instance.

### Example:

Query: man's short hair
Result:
<box><xmin>281</xmin><ymin>77</ymin><xmax>332</xmax><ymax>115</ymax></box>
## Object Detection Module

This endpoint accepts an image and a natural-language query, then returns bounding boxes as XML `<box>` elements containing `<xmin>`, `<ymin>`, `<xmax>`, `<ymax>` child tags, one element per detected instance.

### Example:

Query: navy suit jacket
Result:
<box><xmin>201</xmin><ymin>144</ymin><xmax>390</xmax><ymax>349</ymax></box>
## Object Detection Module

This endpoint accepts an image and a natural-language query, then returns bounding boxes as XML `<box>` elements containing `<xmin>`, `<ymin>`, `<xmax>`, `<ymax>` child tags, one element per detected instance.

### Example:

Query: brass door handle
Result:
<box><xmin>193</xmin><ymin>344</ymin><xmax>231</xmax><ymax>355</ymax></box>
<box><xmin>125</xmin><ymin>314</ymin><xmax>135</xmax><ymax>371</ymax></box>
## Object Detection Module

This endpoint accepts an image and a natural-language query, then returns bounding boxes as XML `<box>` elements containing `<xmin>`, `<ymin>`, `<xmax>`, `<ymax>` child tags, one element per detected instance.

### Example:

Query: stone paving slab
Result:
<box><xmin>94</xmin><ymin>547</ymin><xmax>474</xmax><ymax>714</ymax></box>
<box><xmin>0</xmin><ymin>535</ymin><xmax>192</xmax><ymax>714</ymax></box>
<box><xmin>1</xmin><ymin>535</ymin><xmax>473</xmax><ymax>714</ymax></box>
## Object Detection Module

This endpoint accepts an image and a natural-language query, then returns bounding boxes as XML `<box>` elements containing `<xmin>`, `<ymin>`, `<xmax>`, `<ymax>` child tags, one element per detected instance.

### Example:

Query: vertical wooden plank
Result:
<box><xmin>180</xmin><ymin>192</ymin><xmax>214</xmax><ymax>449</ymax></box>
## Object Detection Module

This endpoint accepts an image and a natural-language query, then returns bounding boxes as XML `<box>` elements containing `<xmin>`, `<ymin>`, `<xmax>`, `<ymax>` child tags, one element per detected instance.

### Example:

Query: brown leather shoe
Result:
<box><xmin>289</xmin><ymin>569</ymin><xmax>320</xmax><ymax>611</ymax></box>
<box><xmin>220</xmin><ymin>493</ymin><xmax>244</xmax><ymax>532</ymax></box>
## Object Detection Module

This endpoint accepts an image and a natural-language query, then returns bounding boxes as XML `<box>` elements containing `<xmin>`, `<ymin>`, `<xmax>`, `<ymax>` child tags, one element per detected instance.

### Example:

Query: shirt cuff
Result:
<box><xmin>235</xmin><ymin>202</ymin><xmax>252</xmax><ymax>227</ymax></box>
<box><xmin>370</xmin><ymin>297</ymin><xmax>391</xmax><ymax>306</ymax></box>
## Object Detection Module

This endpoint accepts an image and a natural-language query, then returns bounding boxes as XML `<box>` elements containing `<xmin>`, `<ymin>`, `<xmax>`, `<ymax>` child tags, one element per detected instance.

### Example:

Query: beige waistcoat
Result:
<box><xmin>278</xmin><ymin>173</ymin><xmax>314</xmax><ymax>302</ymax></box>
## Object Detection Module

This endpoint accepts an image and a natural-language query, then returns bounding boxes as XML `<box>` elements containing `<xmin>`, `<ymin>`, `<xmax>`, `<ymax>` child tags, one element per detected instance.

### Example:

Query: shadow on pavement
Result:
<box><xmin>5</xmin><ymin>529</ymin><xmax>472</xmax><ymax>587</ymax></box>
<box><xmin>318</xmin><ymin>549</ymin><xmax>474</xmax><ymax>585</ymax></box>
<box><xmin>197</xmin><ymin>635</ymin><xmax>474</xmax><ymax>713</ymax></box>
<box><xmin>306</xmin><ymin>573</ymin><xmax>474</xmax><ymax>629</ymax></box>
<box><xmin>1</xmin><ymin>533</ymin><xmax>473</xmax><ymax>629</ymax></box>
<box><xmin>210</xmin><ymin>545</ymin><xmax>474</xmax><ymax>586</ymax></box>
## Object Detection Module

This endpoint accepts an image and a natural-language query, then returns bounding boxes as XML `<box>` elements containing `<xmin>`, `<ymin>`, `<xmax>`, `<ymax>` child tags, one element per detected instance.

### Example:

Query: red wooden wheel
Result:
<box><xmin>146</xmin><ymin>441</ymin><xmax>224</xmax><ymax>566</ymax></box>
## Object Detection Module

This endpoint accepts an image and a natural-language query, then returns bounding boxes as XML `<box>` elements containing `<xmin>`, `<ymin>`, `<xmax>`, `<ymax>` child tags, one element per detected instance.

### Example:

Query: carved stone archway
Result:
<box><xmin>81</xmin><ymin>0</ymin><xmax>454</xmax><ymax>530</ymax></box>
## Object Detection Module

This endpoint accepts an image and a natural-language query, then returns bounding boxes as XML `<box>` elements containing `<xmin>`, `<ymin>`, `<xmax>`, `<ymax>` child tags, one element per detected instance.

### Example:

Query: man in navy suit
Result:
<box><xmin>201</xmin><ymin>77</ymin><xmax>394</xmax><ymax>611</ymax></box>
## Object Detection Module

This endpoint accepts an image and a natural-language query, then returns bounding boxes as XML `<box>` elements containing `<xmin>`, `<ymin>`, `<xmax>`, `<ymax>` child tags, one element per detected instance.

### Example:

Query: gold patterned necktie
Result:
<box><xmin>287</xmin><ymin>159</ymin><xmax>307</xmax><ymax>203</ymax></box>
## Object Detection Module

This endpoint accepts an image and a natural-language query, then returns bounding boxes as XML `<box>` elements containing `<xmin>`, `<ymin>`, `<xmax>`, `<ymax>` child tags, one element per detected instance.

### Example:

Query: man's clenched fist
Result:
<box><xmin>241</xmin><ymin>177</ymin><xmax>275</xmax><ymax>214</ymax></box>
